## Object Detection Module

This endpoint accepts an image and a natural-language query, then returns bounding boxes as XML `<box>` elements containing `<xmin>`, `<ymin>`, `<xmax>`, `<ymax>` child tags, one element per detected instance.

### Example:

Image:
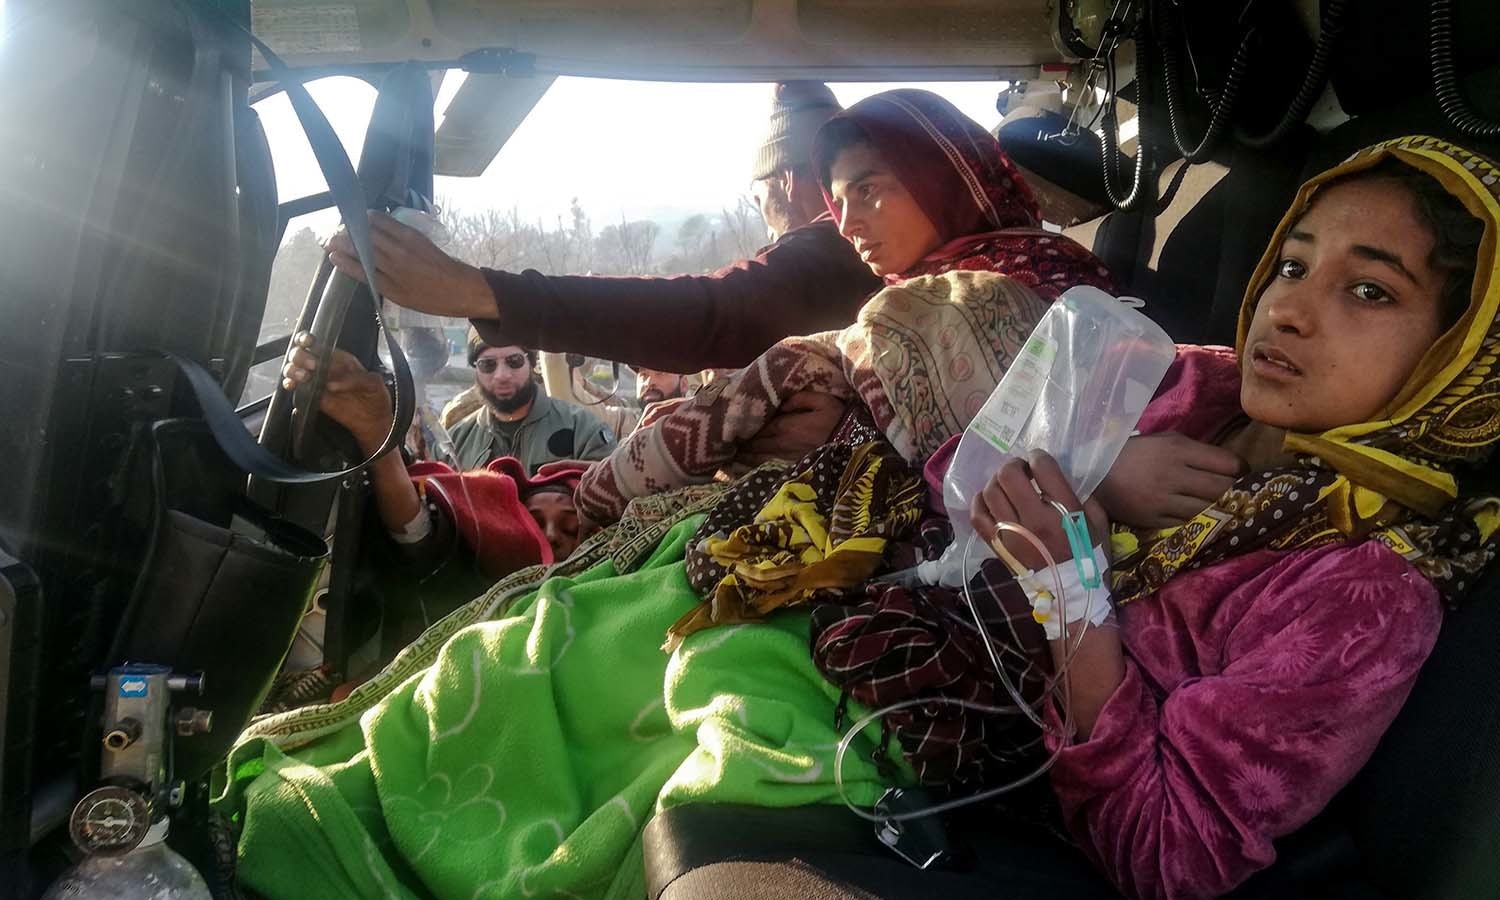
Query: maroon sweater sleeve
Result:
<box><xmin>471</xmin><ymin>217</ymin><xmax>882</xmax><ymax>372</ymax></box>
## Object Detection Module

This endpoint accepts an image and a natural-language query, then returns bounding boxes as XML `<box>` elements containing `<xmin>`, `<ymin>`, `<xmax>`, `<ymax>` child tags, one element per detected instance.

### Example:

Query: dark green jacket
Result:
<box><xmin>448</xmin><ymin>393</ymin><xmax>615</xmax><ymax>473</ymax></box>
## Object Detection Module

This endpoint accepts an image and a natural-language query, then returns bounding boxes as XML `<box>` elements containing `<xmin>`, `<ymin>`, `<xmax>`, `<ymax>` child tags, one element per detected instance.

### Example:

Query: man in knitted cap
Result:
<box><xmin>445</xmin><ymin>328</ymin><xmax>616</xmax><ymax>472</ymax></box>
<box><xmin>324</xmin><ymin>83</ymin><xmax>879</xmax><ymax>468</ymax></box>
<box><xmin>749</xmin><ymin>81</ymin><xmax>845</xmax><ymax>241</ymax></box>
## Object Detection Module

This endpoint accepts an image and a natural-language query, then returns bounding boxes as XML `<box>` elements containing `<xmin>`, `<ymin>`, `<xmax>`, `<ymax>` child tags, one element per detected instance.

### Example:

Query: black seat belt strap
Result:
<box><xmin>161</xmin><ymin>2</ymin><xmax>415</xmax><ymax>485</ymax></box>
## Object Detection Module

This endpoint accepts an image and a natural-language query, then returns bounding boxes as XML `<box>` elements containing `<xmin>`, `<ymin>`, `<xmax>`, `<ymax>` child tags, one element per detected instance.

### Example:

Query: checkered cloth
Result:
<box><xmin>810</xmin><ymin>555</ymin><xmax>1053</xmax><ymax>791</ymax></box>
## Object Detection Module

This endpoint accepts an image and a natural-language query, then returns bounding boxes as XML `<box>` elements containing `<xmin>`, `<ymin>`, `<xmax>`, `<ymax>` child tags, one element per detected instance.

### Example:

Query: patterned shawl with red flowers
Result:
<box><xmin>576</xmin><ymin>91</ymin><xmax>1112</xmax><ymax>526</ymax></box>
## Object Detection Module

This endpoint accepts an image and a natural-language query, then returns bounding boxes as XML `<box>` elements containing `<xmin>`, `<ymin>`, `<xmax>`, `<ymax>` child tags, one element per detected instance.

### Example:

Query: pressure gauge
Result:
<box><xmin>1055</xmin><ymin>0</ymin><xmax>1134</xmax><ymax>59</ymax></box>
<box><xmin>68</xmin><ymin>785</ymin><xmax>151</xmax><ymax>856</ymax></box>
<box><xmin>1070</xmin><ymin>0</ymin><xmax>1114</xmax><ymax>51</ymax></box>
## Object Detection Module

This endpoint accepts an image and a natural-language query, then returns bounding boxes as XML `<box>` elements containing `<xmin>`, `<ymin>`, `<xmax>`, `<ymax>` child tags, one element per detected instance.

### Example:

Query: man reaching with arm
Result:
<box><xmin>326</xmin><ymin>83</ymin><xmax>877</xmax><ymax>466</ymax></box>
<box><xmin>325</xmin><ymin>82</ymin><xmax>879</xmax><ymax>373</ymax></box>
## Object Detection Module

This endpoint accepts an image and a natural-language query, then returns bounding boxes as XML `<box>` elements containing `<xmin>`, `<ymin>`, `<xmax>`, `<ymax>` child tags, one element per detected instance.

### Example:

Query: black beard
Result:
<box><xmin>481</xmin><ymin>377</ymin><xmax>537</xmax><ymax>417</ymax></box>
<box><xmin>641</xmin><ymin>383</ymin><xmax>686</xmax><ymax>405</ymax></box>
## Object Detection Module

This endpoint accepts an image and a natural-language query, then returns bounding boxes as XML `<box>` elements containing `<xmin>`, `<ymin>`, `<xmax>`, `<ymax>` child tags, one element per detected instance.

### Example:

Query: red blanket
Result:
<box><xmin>407</xmin><ymin>457</ymin><xmax>586</xmax><ymax>577</ymax></box>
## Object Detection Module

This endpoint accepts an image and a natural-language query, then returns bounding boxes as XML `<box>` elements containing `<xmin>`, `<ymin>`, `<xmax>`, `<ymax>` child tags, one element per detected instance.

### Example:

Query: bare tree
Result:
<box><xmin>623</xmin><ymin>219</ymin><xmax>660</xmax><ymax>275</ymax></box>
<box><xmin>442</xmin><ymin>203</ymin><xmax>530</xmax><ymax>271</ymax></box>
<box><xmin>568</xmin><ymin>197</ymin><xmax>594</xmax><ymax>274</ymax></box>
<box><xmin>534</xmin><ymin>214</ymin><xmax>571</xmax><ymax>273</ymax></box>
<box><xmin>442</xmin><ymin>196</ymin><xmax>605</xmax><ymax>276</ymax></box>
<box><xmin>675</xmin><ymin>213</ymin><xmax>712</xmax><ymax>264</ymax></box>
<box><xmin>721</xmin><ymin>195</ymin><xmax>769</xmax><ymax>259</ymax></box>
<box><xmin>261</xmin><ymin>226</ymin><xmax>324</xmax><ymax>341</ymax></box>
<box><xmin>596</xmin><ymin>214</ymin><xmax>659</xmax><ymax>276</ymax></box>
<box><xmin>434</xmin><ymin>199</ymin><xmax>767</xmax><ymax>279</ymax></box>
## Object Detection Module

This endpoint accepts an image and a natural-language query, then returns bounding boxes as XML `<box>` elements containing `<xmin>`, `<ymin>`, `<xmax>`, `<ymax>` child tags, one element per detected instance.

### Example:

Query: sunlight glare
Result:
<box><xmin>258</xmin><ymin>77</ymin><xmax>1010</xmax><ymax>243</ymax></box>
<box><xmin>433</xmin><ymin>69</ymin><xmax>469</xmax><ymax>133</ymax></box>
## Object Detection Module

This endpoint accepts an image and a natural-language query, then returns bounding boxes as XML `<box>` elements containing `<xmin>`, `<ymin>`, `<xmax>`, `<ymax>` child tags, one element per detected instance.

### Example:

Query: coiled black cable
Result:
<box><xmin>1101</xmin><ymin>18</ymin><xmax>1152</xmax><ymax>211</ymax></box>
<box><xmin>1431</xmin><ymin>0</ymin><xmax>1500</xmax><ymax>138</ymax></box>
<box><xmin>1155</xmin><ymin>0</ymin><xmax>1255</xmax><ymax>163</ymax></box>
<box><xmin>1238</xmin><ymin>0</ymin><xmax>1346</xmax><ymax>148</ymax></box>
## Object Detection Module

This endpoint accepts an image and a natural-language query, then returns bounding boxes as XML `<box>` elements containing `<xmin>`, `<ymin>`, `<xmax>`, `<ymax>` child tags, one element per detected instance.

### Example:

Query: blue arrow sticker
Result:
<box><xmin>118</xmin><ymin>678</ymin><xmax>148</xmax><ymax>698</ymax></box>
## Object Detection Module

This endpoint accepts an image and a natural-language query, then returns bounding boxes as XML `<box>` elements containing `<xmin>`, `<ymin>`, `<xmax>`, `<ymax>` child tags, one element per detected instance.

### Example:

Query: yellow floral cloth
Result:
<box><xmin>670</xmin><ymin>440</ymin><xmax>924</xmax><ymax>650</ymax></box>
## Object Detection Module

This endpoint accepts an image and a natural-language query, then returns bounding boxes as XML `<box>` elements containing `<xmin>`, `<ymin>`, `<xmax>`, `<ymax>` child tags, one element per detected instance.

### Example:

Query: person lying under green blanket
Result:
<box><xmin>216</xmin><ymin>486</ymin><xmax>903</xmax><ymax>900</ymax></box>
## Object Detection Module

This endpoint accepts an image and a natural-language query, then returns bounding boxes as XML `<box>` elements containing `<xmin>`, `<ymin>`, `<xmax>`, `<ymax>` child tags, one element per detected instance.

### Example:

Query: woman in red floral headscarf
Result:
<box><xmin>812</xmin><ymin>88</ymin><xmax>1113</xmax><ymax>293</ymax></box>
<box><xmin>576</xmin><ymin>91</ymin><xmax>1114</xmax><ymax>525</ymax></box>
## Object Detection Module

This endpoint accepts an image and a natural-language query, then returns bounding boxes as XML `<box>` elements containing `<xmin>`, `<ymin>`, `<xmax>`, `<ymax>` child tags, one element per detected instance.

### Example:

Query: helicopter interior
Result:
<box><xmin>1</xmin><ymin>0</ymin><xmax>1499</xmax><ymax>897</ymax></box>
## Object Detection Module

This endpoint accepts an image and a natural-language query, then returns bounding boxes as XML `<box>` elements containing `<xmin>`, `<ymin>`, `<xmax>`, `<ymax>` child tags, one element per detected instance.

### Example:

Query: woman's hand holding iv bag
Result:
<box><xmin>971</xmin><ymin>451</ymin><xmax>1113</xmax><ymax>639</ymax></box>
<box><xmin>922</xmin><ymin>285</ymin><xmax>1176</xmax><ymax>588</ymax></box>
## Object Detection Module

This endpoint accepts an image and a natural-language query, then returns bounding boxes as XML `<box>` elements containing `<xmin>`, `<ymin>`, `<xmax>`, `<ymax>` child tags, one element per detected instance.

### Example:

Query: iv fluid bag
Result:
<box><xmin>925</xmin><ymin>286</ymin><xmax>1176</xmax><ymax>586</ymax></box>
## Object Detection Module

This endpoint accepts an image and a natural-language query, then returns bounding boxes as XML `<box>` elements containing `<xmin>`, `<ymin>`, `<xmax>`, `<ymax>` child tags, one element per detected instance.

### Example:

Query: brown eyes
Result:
<box><xmin>1352</xmin><ymin>283</ymin><xmax>1392</xmax><ymax>304</ymax></box>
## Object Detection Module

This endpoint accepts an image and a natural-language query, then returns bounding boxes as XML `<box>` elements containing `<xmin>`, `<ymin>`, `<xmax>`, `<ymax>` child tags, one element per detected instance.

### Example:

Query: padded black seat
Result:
<box><xmin>1344</xmin><ymin>501</ymin><xmax>1500</xmax><ymax>899</ymax></box>
<box><xmin>1066</xmin><ymin>134</ymin><xmax>1312</xmax><ymax>346</ymax></box>
<box><xmin>644</xmin><ymin>799</ymin><xmax>1396</xmax><ymax>900</ymax></box>
<box><xmin>644</xmin><ymin>804</ymin><xmax>1119</xmax><ymax>900</ymax></box>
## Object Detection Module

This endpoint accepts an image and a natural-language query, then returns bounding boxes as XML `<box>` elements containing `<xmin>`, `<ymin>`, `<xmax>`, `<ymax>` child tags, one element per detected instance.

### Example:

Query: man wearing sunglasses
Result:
<box><xmin>448</xmin><ymin>329</ymin><xmax>617</xmax><ymax>472</ymax></box>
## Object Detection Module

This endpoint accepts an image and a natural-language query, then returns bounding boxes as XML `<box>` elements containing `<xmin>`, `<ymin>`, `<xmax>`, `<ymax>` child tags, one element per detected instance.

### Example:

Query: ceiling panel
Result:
<box><xmin>253</xmin><ymin>0</ymin><xmax>1064</xmax><ymax>80</ymax></box>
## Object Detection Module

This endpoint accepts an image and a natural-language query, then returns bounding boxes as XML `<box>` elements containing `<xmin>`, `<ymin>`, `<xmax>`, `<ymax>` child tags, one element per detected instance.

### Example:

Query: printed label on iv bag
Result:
<box><xmin>969</xmin><ymin>335</ymin><xmax>1057</xmax><ymax>453</ymax></box>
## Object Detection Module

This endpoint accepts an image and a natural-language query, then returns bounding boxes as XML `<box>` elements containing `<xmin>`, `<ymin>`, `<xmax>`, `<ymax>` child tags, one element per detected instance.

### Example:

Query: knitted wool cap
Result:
<box><xmin>465</xmin><ymin>325</ymin><xmax>488</xmax><ymax>366</ymax></box>
<box><xmin>466</xmin><ymin>326</ymin><xmax>534</xmax><ymax>368</ymax></box>
<box><xmin>750</xmin><ymin>81</ymin><xmax>842</xmax><ymax>182</ymax></box>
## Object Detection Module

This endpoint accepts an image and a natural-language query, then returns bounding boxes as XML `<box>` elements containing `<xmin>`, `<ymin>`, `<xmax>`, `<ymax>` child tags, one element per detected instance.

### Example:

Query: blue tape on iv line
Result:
<box><xmin>1061</xmin><ymin>510</ymin><xmax>1101</xmax><ymax>589</ymax></box>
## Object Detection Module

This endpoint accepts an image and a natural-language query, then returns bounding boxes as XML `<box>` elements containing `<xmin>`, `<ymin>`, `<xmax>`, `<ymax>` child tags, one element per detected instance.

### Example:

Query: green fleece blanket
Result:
<box><xmin>218</xmin><ymin>503</ymin><xmax>897</xmax><ymax>900</ymax></box>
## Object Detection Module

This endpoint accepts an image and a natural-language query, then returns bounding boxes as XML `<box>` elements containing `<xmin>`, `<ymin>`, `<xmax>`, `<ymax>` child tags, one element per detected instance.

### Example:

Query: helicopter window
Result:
<box><xmin>239</xmin><ymin>77</ymin><xmax>378</xmax><ymax>408</ymax></box>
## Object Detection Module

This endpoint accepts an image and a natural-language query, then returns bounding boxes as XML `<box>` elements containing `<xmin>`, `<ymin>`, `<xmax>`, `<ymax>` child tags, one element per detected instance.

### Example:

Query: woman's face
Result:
<box><xmin>1241</xmin><ymin>177</ymin><xmax>1451</xmax><ymax>433</ymax></box>
<box><xmin>526</xmin><ymin>492</ymin><xmax>580</xmax><ymax>561</ymax></box>
<box><xmin>828</xmin><ymin>142</ymin><xmax>943</xmax><ymax>277</ymax></box>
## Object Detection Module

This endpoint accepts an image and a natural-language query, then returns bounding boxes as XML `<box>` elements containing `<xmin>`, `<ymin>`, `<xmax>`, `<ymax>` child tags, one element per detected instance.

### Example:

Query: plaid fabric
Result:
<box><xmin>810</xmin><ymin>556</ymin><xmax>1053</xmax><ymax>791</ymax></box>
<box><xmin>576</xmin><ymin>271</ymin><xmax>1056</xmax><ymax>525</ymax></box>
<box><xmin>884</xmin><ymin>516</ymin><xmax>956</xmax><ymax>572</ymax></box>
